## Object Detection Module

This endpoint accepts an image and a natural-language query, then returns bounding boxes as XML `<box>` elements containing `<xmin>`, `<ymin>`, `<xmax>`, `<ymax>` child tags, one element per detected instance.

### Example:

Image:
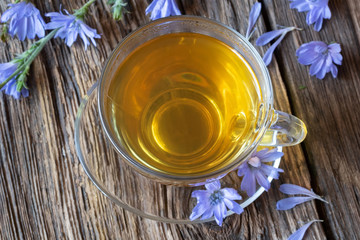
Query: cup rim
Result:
<box><xmin>97</xmin><ymin>15</ymin><xmax>273</xmax><ymax>184</ymax></box>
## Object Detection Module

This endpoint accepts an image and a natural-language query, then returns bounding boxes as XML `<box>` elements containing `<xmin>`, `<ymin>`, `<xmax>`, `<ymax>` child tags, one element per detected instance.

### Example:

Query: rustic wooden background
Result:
<box><xmin>1</xmin><ymin>0</ymin><xmax>359</xmax><ymax>239</ymax></box>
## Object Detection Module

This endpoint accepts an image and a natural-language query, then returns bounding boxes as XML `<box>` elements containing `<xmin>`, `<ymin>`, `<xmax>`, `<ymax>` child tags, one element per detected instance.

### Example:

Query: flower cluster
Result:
<box><xmin>0</xmin><ymin>62</ymin><xmax>28</xmax><ymax>99</ymax></box>
<box><xmin>296</xmin><ymin>41</ymin><xmax>342</xmax><ymax>79</ymax></box>
<box><xmin>1</xmin><ymin>1</ymin><xmax>45</xmax><ymax>41</ymax></box>
<box><xmin>0</xmin><ymin>0</ymin><xmax>105</xmax><ymax>99</ymax></box>
<box><xmin>189</xmin><ymin>146</ymin><xmax>328</xmax><ymax>239</ymax></box>
<box><xmin>289</xmin><ymin>0</ymin><xmax>331</xmax><ymax>31</ymax></box>
<box><xmin>251</xmin><ymin>0</ymin><xmax>341</xmax><ymax>80</ymax></box>
<box><xmin>190</xmin><ymin>180</ymin><xmax>243</xmax><ymax>226</ymax></box>
<box><xmin>45</xmin><ymin>9</ymin><xmax>100</xmax><ymax>51</ymax></box>
<box><xmin>237</xmin><ymin>148</ymin><xmax>284</xmax><ymax>196</ymax></box>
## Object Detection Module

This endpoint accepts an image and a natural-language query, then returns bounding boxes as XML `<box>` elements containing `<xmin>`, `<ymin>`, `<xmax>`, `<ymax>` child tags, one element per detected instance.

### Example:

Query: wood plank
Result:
<box><xmin>0</xmin><ymin>0</ymin><xmax>345</xmax><ymax>239</ymax></box>
<box><xmin>262</xmin><ymin>0</ymin><xmax>360</xmax><ymax>239</ymax></box>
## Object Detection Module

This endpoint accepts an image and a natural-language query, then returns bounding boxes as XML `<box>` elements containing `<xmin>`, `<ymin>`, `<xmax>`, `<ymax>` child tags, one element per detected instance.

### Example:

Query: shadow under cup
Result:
<box><xmin>98</xmin><ymin>16</ymin><xmax>292</xmax><ymax>185</ymax></box>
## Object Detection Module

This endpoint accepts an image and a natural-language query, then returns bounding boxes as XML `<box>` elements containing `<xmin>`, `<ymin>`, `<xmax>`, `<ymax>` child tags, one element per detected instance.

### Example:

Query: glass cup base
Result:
<box><xmin>75</xmin><ymin>82</ymin><xmax>282</xmax><ymax>224</ymax></box>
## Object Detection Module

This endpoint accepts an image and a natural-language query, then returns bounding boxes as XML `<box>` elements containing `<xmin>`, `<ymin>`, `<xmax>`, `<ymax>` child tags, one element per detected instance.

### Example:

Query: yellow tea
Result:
<box><xmin>105</xmin><ymin>32</ymin><xmax>261</xmax><ymax>176</ymax></box>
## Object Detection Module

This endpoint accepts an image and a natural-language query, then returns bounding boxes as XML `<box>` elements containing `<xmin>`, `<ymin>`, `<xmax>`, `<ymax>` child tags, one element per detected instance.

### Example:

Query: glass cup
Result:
<box><xmin>97</xmin><ymin>16</ymin><xmax>307</xmax><ymax>186</ymax></box>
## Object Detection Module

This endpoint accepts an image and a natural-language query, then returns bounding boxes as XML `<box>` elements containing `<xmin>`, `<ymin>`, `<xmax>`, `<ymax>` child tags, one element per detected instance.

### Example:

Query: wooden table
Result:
<box><xmin>1</xmin><ymin>0</ymin><xmax>359</xmax><ymax>239</ymax></box>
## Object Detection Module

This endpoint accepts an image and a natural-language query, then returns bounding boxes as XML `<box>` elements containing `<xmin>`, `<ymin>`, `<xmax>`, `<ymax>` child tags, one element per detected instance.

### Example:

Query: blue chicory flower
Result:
<box><xmin>246</xmin><ymin>2</ymin><xmax>262</xmax><ymax>39</ymax></box>
<box><xmin>296</xmin><ymin>41</ymin><xmax>342</xmax><ymax>79</ymax></box>
<box><xmin>288</xmin><ymin>220</ymin><xmax>323</xmax><ymax>240</ymax></box>
<box><xmin>145</xmin><ymin>0</ymin><xmax>181</xmax><ymax>21</ymax></box>
<box><xmin>45</xmin><ymin>9</ymin><xmax>101</xmax><ymax>50</ymax></box>
<box><xmin>1</xmin><ymin>1</ymin><xmax>46</xmax><ymax>41</ymax></box>
<box><xmin>190</xmin><ymin>180</ymin><xmax>243</xmax><ymax>226</ymax></box>
<box><xmin>256</xmin><ymin>26</ymin><xmax>299</xmax><ymax>66</ymax></box>
<box><xmin>237</xmin><ymin>148</ymin><xmax>284</xmax><ymax>197</ymax></box>
<box><xmin>0</xmin><ymin>62</ymin><xmax>29</xmax><ymax>99</ymax></box>
<box><xmin>289</xmin><ymin>0</ymin><xmax>331</xmax><ymax>31</ymax></box>
<box><xmin>277</xmin><ymin>184</ymin><xmax>328</xmax><ymax>210</ymax></box>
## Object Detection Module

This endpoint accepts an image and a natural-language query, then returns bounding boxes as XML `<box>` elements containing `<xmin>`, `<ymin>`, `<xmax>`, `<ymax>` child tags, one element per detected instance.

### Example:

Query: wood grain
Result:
<box><xmin>0</xmin><ymin>0</ymin><xmax>358</xmax><ymax>239</ymax></box>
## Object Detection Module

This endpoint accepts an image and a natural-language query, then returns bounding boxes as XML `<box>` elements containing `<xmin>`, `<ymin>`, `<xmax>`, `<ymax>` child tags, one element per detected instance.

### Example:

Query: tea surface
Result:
<box><xmin>105</xmin><ymin>33</ymin><xmax>261</xmax><ymax>176</ymax></box>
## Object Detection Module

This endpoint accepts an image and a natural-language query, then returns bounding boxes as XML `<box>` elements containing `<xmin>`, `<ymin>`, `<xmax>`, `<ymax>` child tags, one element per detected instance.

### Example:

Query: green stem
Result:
<box><xmin>74</xmin><ymin>0</ymin><xmax>97</xmax><ymax>19</ymax></box>
<box><xmin>0</xmin><ymin>29</ymin><xmax>59</xmax><ymax>90</ymax></box>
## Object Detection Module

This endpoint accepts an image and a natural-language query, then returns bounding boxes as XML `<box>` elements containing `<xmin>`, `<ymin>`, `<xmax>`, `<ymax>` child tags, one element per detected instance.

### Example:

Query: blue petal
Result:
<box><xmin>191</xmin><ymin>190</ymin><xmax>209</xmax><ymax>200</ymax></box>
<box><xmin>279</xmin><ymin>184</ymin><xmax>321</xmax><ymax>199</ymax></box>
<box><xmin>0</xmin><ymin>62</ymin><xmax>18</xmax><ymax>78</ymax></box>
<box><xmin>169</xmin><ymin>0</ymin><xmax>181</xmax><ymax>15</ymax></box>
<box><xmin>200</xmin><ymin>207</ymin><xmax>214</xmax><ymax>220</ymax></box>
<box><xmin>65</xmin><ymin>28</ymin><xmax>79</xmax><ymax>47</ymax></box>
<box><xmin>256</xmin><ymin>29</ymin><xmax>285</xmax><ymax>46</ymax></box>
<box><xmin>45</xmin><ymin>12</ymin><xmax>65</xmax><ymax>18</ymax></box>
<box><xmin>316</xmin><ymin>54</ymin><xmax>333</xmax><ymax>79</ymax></box>
<box><xmin>160</xmin><ymin>0</ymin><xmax>171</xmax><ymax>18</ymax></box>
<box><xmin>222</xmin><ymin>188</ymin><xmax>242</xmax><ymax>200</ymax></box>
<box><xmin>276</xmin><ymin>196</ymin><xmax>314</xmax><ymax>210</ymax></box>
<box><xmin>223</xmin><ymin>198</ymin><xmax>233</xmax><ymax>209</ymax></box>
<box><xmin>1</xmin><ymin>4</ymin><xmax>18</xmax><ymax>23</ymax></box>
<box><xmin>330</xmin><ymin>64</ymin><xmax>338</xmax><ymax>78</ymax></box>
<box><xmin>297</xmin><ymin>50</ymin><xmax>321</xmax><ymax>65</ymax></box>
<box><xmin>80</xmin><ymin>21</ymin><xmax>101</xmax><ymax>39</ymax></box>
<box><xmin>21</xmin><ymin>87</ymin><xmax>29</xmax><ymax>98</ymax></box>
<box><xmin>79</xmin><ymin>30</ymin><xmax>90</xmax><ymax>50</ymax></box>
<box><xmin>241</xmin><ymin>171</ymin><xmax>256</xmax><ymax>197</ymax></box>
<box><xmin>324</xmin><ymin>6</ymin><xmax>331</xmax><ymax>19</ymax></box>
<box><xmin>309</xmin><ymin>56</ymin><xmax>325</xmax><ymax>76</ymax></box>
<box><xmin>328</xmin><ymin>43</ymin><xmax>341</xmax><ymax>53</ymax></box>
<box><xmin>296</xmin><ymin>41</ymin><xmax>327</xmax><ymax>57</ymax></box>
<box><xmin>17</xmin><ymin>17</ymin><xmax>28</xmax><ymax>41</ymax></box>
<box><xmin>254</xmin><ymin>171</ymin><xmax>270</xmax><ymax>191</ymax></box>
<box><xmin>306</xmin><ymin>8</ymin><xmax>322</xmax><ymax>25</ymax></box>
<box><xmin>289</xmin><ymin>0</ymin><xmax>311</xmax><ymax>12</ymax></box>
<box><xmin>3</xmin><ymin>79</ymin><xmax>28</xmax><ymax>99</ymax></box>
<box><xmin>34</xmin><ymin>16</ymin><xmax>45</xmax><ymax>38</ymax></box>
<box><xmin>146</xmin><ymin>0</ymin><xmax>181</xmax><ymax>20</ymax></box>
<box><xmin>237</xmin><ymin>163</ymin><xmax>250</xmax><ymax>177</ymax></box>
<box><xmin>260</xmin><ymin>151</ymin><xmax>284</xmax><ymax>162</ymax></box>
<box><xmin>146</xmin><ymin>0</ymin><xmax>161</xmax><ymax>15</ymax></box>
<box><xmin>245</xmin><ymin>2</ymin><xmax>262</xmax><ymax>39</ymax></box>
<box><xmin>288</xmin><ymin>220</ymin><xmax>322</xmax><ymax>240</ymax></box>
<box><xmin>150</xmin><ymin>0</ymin><xmax>166</xmax><ymax>20</ymax></box>
<box><xmin>190</xmin><ymin>202</ymin><xmax>210</xmax><ymax>221</ymax></box>
<box><xmin>313</xmin><ymin>14</ymin><xmax>324</xmax><ymax>32</ymax></box>
<box><xmin>263</xmin><ymin>33</ymin><xmax>286</xmax><ymax>66</ymax></box>
<box><xmin>253</xmin><ymin>148</ymin><xmax>270</xmax><ymax>158</ymax></box>
<box><xmin>260</xmin><ymin>164</ymin><xmax>283</xmax><ymax>179</ymax></box>
<box><xmin>315</xmin><ymin>54</ymin><xmax>332</xmax><ymax>79</ymax></box>
<box><xmin>228</xmin><ymin>200</ymin><xmax>244</xmax><ymax>215</ymax></box>
<box><xmin>213</xmin><ymin>202</ymin><xmax>226</xmax><ymax>226</ymax></box>
<box><xmin>205</xmin><ymin>180</ymin><xmax>221</xmax><ymax>192</ymax></box>
<box><xmin>27</xmin><ymin>16</ymin><xmax>36</xmax><ymax>39</ymax></box>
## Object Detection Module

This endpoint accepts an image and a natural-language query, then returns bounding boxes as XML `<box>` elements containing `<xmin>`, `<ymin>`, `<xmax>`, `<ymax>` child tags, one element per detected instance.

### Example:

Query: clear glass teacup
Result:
<box><xmin>97</xmin><ymin>16</ymin><xmax>307</xmax><ymax>186</ymax></box>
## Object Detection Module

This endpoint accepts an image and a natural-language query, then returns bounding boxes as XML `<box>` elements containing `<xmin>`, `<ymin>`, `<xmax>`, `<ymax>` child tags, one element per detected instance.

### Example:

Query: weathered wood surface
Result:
<box><xmin>0</xmin><ymin>0</ymin><xmax>359</xmax><ymax>239</ymax></box>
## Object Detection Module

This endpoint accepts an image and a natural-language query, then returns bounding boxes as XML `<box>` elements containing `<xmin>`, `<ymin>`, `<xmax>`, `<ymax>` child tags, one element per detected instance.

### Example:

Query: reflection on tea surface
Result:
<box><xmin>105</xmin><ymin>33</ymin><xmax>261</xmax><ymax>176</ymax></box>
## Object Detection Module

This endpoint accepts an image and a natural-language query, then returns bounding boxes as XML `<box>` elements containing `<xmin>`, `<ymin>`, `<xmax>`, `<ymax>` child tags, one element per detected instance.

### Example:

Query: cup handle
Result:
<box><xmin>259</xmin><ymin>109</ymin><xmax>307</xmax><ymax>146</ymax></box>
